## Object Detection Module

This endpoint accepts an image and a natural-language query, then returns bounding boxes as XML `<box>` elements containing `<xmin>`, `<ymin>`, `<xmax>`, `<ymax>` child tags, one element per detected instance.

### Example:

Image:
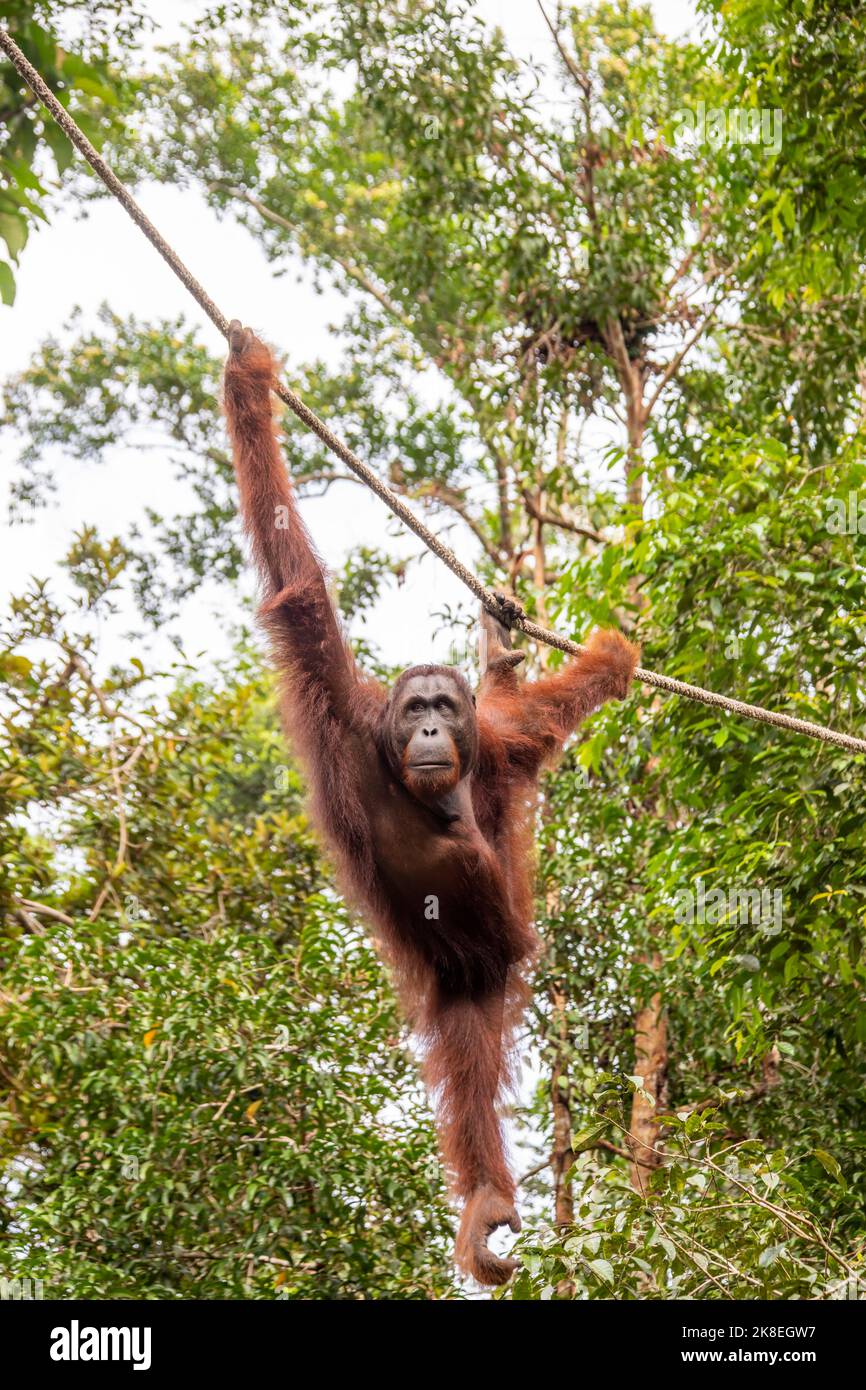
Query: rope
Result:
<box><xmin>2</xmin><ymin>27</ymin><xmax>865</xmax><ymax>756</ymax></box>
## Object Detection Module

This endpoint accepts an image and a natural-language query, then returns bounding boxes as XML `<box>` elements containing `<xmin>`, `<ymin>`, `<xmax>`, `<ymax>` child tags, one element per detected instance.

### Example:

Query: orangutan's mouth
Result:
<box><xmin>410</xmin><ymin>761</ymin><xmax>453</xmax><ymax>770</ymax></box>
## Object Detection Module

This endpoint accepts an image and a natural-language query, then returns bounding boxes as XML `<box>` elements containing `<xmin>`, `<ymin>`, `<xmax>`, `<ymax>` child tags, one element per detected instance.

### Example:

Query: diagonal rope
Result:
<box><xmin>2</xmin><ymin>27</ymin><xmax>865</xmax><ymax>755</ymax></box>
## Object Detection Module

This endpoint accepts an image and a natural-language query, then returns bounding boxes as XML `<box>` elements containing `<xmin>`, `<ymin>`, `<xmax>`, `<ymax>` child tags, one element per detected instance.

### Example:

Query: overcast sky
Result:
<box><xmin>0</xmin><ymin>0</ymin><xmax>701</xmax><ymax>674</ymax></box>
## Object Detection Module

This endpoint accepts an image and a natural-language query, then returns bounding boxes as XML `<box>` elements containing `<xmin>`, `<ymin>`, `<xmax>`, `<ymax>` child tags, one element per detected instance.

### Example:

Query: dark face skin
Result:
<box><xmin>390</xmin><ymin>673</ymin><xmax>477</xmax><ymax>807</ymax></box>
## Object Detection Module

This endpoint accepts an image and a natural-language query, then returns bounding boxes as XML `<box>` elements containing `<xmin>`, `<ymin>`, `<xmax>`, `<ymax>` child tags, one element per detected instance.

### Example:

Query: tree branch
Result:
<box><xmin>520</xmin><ymin>488</ymin><xmax>603</xmax><ymax>543</ymax></box>
<box><xmin>536</xmin><ymin>0</ymin><xmax>592</xmax><ymax>95</ymax></box>
<box><xmin>641</xmin><ymin>298</ymin><xmax>721</xmax><ymax>421</ymax></box>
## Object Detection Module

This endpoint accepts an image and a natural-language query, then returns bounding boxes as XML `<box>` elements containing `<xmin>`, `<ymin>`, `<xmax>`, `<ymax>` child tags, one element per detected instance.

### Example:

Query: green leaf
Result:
<box><xmin>0</xmin><ymin>212</ymin><xmax>28</xmax><ymax>261</ymax></box>
<box><xmin>813</xmin><ymin>1149</ymin><xmax>845</xmax><ymax>1186</ymax></box>
<box><xmin>0</xmin><ymin>261</ymin><xmax>16</xmax><ymax>305</ymax></box>
<box><xmin>587</xmin><ymin>1258</ymin><xmax>614</xmax><ymax>1286</ymax></box>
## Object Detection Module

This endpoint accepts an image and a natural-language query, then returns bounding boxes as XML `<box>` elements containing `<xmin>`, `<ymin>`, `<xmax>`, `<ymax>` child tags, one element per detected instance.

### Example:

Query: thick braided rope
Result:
<box><xmin>2</xmin><ymin>28</ymin><xmax>864</xmax><ymax>755</ymax></box>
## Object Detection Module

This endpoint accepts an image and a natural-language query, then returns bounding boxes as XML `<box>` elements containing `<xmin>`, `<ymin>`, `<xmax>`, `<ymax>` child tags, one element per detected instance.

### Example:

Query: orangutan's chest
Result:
<box><xmin>369</xmin><ymin>780</ymin><xmax>491</xmax><ymax>904</ymax></box>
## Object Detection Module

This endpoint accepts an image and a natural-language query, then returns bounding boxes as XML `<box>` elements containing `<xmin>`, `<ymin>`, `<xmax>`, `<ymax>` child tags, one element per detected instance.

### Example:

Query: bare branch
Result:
<box><xmin>536</xmin><ymin>0</ymin><xmax>591</xmax><ymax>95</ymax></box>
<box><xmin>491</xmin><ymin>117</ymin><xmax>572</xmax><ymax>191</ymax></box>
<box><xmin>641</xmin><ymin>299</ymin><xmax>721</xmax><ymax>421</ymax></box>
<box><xmin>663</xmin><ymin>213</ymin><xmax>714</xmax><ymax>297</ymax></box>
<box><xmin>16</xmin><ymin>898</ymin><xmax>75</xmax><ymax>926</ymax></box>
<box><xmin>411</xmin><ymin>480</ymin><xmax>506</xmax><ymax>566</ymax></box>
<box><xmin>520</xmin><ymin>488</ymin><xmax>603</xmax><ymax>543</ymax></box>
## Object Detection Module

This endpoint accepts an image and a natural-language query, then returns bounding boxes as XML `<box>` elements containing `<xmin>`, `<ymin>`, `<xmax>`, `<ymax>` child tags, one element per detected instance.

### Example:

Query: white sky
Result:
<box><xmin>0</xmin><ymin>0</ymin><xmax>701</xmax><ymax>673</ymax></box>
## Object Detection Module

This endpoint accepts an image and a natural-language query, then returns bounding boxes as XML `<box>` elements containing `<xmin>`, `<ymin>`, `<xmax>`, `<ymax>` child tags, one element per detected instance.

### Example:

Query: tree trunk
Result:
<box><xmin>549</xmin><ymin>984</ymin><xmax>575</xmax><ymax>1225</ymax></box>
<box><xmin>627</xmin><ymin>952</ymin><xmax>668</xmax><ymax>1191</ymax></box>
<box><xmin>619</xmin><ymin>367</ymin><xmax>669</xmax><ymax>1194</ymax></box>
